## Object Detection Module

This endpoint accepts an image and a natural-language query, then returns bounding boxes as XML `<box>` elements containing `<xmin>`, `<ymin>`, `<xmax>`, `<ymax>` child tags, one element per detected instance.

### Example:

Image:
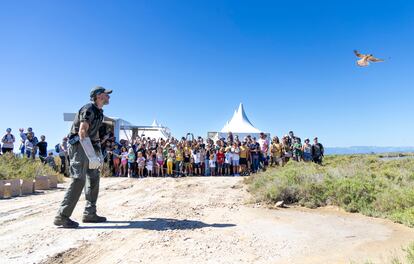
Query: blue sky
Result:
<box><xmin>1</xmin><ymin>0</ymin><xmax>413</xmax><ymax>147</ymax></box>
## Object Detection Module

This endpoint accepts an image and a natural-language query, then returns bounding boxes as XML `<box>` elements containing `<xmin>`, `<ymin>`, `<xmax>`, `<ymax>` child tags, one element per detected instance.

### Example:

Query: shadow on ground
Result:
<box><xmin>77</xmin><ymin>218</ymin><xmax>236</xmax><ymax>230</ymax></box>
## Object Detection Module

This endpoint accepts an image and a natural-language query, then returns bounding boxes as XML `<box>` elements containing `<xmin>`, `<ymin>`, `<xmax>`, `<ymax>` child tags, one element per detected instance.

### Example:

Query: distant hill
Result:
<box><xmin>325</xmin><ymin>146</ymin><xmax>414</xmax><ymax>155</ymax></box>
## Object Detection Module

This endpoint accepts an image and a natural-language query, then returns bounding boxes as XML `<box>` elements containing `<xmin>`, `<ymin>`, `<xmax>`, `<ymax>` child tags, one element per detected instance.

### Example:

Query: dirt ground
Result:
<box><xmin>0</xmin><ymin>176</ymin><xmax>413</xmax><ymax>264</ymax></box>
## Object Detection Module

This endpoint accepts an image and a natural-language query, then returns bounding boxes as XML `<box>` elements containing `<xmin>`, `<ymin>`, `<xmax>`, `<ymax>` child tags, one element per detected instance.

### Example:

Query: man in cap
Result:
<box><xmin>54</xmin><ymin>86</ymin><xmax>112</xmax><ymax>228</ymax></box>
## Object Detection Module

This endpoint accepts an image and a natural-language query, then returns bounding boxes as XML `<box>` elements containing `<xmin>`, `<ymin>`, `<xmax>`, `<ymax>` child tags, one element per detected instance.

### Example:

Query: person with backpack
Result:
<box><xmin>1</xmin><ymin>128</ymin><xmax>15</xmax><ymax>154</ymax></box>
<box><xmin>311</xmin><ymin>137</ymin><xmax>324</xmax><ymax>165</ymax></box>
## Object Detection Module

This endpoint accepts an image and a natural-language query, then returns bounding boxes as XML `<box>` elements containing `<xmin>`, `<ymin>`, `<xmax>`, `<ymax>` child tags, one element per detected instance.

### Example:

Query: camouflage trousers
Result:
<box><xmin>57</xmin><ymin>142</ymin><xmax>101</xmax><ymax>217</ymax></box>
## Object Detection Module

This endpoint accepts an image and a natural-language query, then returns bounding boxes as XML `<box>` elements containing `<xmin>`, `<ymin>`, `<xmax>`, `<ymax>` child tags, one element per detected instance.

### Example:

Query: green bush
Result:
<box><xmin>246</xmin><ymin>154</ymin><xmax>414</xmax><ymax>227</ymax></box>
<box><xmin>0</xmin><ymin>152</ymin><xmax>63</xmax><ymax>182</ymax></box>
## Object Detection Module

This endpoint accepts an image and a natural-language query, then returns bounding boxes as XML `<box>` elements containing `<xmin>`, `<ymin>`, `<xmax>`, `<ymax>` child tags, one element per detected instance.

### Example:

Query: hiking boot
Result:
<box><xmin>82</xmin><ymin>214</ymin><xmax>107</xmax><ymax>223</ymax></box>
<box><xmin>54</xmin><ymin>215</ymin><xmax>79</xmax><ymax>228</ymax></box>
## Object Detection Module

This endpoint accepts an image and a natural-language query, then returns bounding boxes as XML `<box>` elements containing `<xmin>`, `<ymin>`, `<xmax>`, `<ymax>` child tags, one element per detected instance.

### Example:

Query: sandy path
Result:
<box><xmin>0</xmin><ymin>176</ymin><xmax>413</xmax><ymax>264</ymax></box>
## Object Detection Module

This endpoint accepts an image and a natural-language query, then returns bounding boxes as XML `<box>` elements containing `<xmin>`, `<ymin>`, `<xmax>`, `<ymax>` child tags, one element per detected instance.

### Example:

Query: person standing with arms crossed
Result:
<box><xmin>54</xmin><ymin>86</ymin><xmax>112</xmax><ymax>228</ymax></box>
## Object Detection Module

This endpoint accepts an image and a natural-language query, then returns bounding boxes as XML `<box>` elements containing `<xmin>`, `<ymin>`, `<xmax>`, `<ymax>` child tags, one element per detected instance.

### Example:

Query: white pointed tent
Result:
<box><xmin>220</xmin><ymin>103</ymin><xmax>261</xmax><ymax>133</ymax></box>
<box><xmin>208</xmin><ymin>103</ymin><xmax>266</xmax><ymax>140</ymax></box>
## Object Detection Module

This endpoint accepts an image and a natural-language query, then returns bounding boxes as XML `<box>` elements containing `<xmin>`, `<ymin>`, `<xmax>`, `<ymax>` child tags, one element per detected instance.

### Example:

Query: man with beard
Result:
<box><xmin>54</xmin><ymin>86</ymin><xmax>112</xmax><ymax>228</ymax></box>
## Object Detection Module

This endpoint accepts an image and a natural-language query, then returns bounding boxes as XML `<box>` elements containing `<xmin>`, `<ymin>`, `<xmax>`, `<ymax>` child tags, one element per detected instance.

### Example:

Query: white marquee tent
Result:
<box><xmin>208</xmin><ymin>103</ymin><xmax>266</xmax><ymax>140</ymax></box>
<box><xmin>221</xmin><ymin>103</ymin><xmax>261</xmax><ymax>133</ymax></box>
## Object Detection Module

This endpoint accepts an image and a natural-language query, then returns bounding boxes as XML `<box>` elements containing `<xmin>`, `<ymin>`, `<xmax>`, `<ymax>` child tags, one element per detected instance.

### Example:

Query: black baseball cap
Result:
<box><xmin>90</xmin><ymin>86</ymin><xmax>112</xmax><ymax>98</ymax></box>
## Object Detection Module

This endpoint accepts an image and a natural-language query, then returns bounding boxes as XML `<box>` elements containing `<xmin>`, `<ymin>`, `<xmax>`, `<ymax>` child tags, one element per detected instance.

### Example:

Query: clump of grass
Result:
<box><xmin>386</xmin><ymin>242</ymin><xmax>414</xmax><ymax>264</ymax></box>
<box><xmin>100</xmin><ymin>162</ymin><xmax>113</xmax><ymax>177</ymax></box>
<box><xmin>246</xmin><ymin>154</ymin><xmax>414</xmax><ymax>227</ymax></box>
<box><xmin>0</xmin><ymin>152</ymin><xmax>63</xmax><ymax>182</ymax></box>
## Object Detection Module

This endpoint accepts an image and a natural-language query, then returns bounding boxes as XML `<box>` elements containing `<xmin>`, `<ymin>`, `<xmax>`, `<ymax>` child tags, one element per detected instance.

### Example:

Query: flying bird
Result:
<box><xmin>354</xmin><ymin>50</ymin><xmax>384</xmax><ymax>67</ymax></box>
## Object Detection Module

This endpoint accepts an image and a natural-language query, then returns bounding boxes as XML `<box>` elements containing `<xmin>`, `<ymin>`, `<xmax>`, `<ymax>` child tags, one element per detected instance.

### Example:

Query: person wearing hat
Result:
<box><xmin>1</xmin><ymin>128</ymin><xmax>15</xmax><ymax>154</ymax></box>
<box><xmin>54</xmin><ymin>86</ymin><xmax>112</xmax><ymax>228</ymax></box>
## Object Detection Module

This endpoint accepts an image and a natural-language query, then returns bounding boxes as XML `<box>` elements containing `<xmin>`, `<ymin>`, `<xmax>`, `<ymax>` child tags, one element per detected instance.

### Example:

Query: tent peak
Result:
<box><xmin>220</xmin><ymin>103</ymin><xmax>261</xmax><ymax>133</ymax></box>
<box><xmin>151</xmin><ymin>120</ymin><xmax>160</xmax><ymax>127</ymax></box>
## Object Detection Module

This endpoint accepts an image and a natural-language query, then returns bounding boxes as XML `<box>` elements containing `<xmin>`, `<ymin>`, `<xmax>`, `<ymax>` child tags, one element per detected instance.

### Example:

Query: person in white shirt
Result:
<box><xmin>24</xmin><ymin>132</ymin><xmax>35</xmax><ymax>158</ymax></box>
<box><xmin>258</xmin><ymin>132</ymin><xmax>270</xmax><ymax>168</ymax></box>
<box><xmin>192</xmin><ymin>148</ymin><xmax>201</xmax><ymax>176</ymax></box>
<box><xmin>231</xmin><ymin>142</ymin><xmax>240</xmax><ymax>176</ymax></box>
<box><xmin>146</xmin><ymin>154</ymin><xmax>153</xmax><ymax>177</ymax></box>
<box><xmin>224</xmin><ymin>148</ymin><xmax>232</xmax><ymax>176</ymax></box>
<box><xmin>209</xmin><ymin>154</ymin><xmax>216</xmax><ymax>176</ymax></box>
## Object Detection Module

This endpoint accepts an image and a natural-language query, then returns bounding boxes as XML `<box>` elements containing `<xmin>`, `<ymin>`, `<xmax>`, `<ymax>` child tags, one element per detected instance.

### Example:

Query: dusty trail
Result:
<box><xmin>0</xmin><ymin>176</ymin><xmax>413</xmax><ymax>264</ymax></box>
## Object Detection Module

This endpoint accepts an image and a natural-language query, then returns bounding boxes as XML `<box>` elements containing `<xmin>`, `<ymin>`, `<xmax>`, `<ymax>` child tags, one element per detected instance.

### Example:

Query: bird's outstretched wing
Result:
<box><xmin>354</xmin><ymin>50</ymin><xmax>364</xmax><ymax>58</ymax></box>
<box><xmin>368</xmin><ymin>56</ymin><xmax>384</xmax><ymax>62</ymax></box>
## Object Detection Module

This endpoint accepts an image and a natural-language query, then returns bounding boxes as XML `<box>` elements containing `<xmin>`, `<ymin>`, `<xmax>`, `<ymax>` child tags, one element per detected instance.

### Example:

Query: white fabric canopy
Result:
<box><xmin>220</xmin><ymin>103</ymin><xmax>261</xmax><ymax>133</ymax></box>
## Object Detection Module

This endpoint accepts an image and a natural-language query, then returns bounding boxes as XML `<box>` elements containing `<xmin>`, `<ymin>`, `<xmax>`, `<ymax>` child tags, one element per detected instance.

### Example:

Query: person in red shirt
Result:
<box><xmin>216</xmin><ymin>147</ymin><xmax>225</xmax><ymax>176</ymax></box>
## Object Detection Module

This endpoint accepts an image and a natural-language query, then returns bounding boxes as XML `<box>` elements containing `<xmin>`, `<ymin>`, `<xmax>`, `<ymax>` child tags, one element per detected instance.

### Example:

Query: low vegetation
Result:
<box><xmin>393</xmin><ymin>242</ymin><xmax>414</xmax><ymax>264</ymax></box>
<box><xmin>100</xmin><ymin>162</ymin><xmax>113</xmax><ymax>178</ymax></box>
<box><xmin>366</xmin><ymin>242</ymin><xmax>414</xmax><ymax>264</ymax></box>
<box><xmin>246</xmin><ymin>154</ymin><xmax>414</xmax><ymax>227</ymax></box>
<box><xmin>0</xmin><ymin>152</ymin><xmax>63</xmax><ymax>182</ymax></box>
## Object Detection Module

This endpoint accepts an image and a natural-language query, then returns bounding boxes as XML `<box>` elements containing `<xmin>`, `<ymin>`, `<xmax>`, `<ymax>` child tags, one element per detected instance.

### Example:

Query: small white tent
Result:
<box><xmin>138</xmin><ymin>120</ymin><xmax>171</xmax><ymax>140</ymax></box>
<box><xmin>119</xmin><ymin>119</ymin><xmax>171</xmax><ymax>141</ymax></box>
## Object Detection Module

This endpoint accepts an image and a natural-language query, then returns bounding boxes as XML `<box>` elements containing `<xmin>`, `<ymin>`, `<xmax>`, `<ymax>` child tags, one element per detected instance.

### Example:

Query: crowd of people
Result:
<box><xmin>0</xmin><ymin>127</ymin><xmax>66</xmax><ymax>173</ymax></box>
<box><xmin>98</xmin><ymin>130</ymin><xmax>324</xmax><ymax>178</ymax></box>
<box><xmin>0</xmin><ymin>128</ymin><xmax>324</xmax><ymax>178</ymax></box>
